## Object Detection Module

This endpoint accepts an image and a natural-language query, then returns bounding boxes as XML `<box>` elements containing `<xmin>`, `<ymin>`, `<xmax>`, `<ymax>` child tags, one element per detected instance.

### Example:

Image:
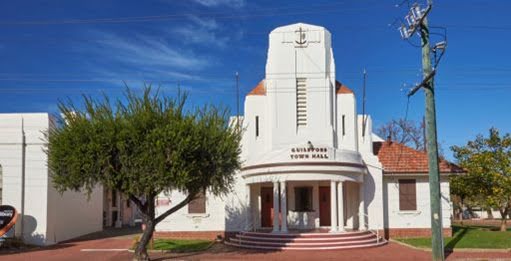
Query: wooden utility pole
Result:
<box><xmin>399</xmin><ymin>1</ymin><xmax>445</xmax><ymax>260</ymax></box>
<box><xmin>420</xmin><ymin>13</ymin><xmax>444</xmax><ymax>261</ymax></box>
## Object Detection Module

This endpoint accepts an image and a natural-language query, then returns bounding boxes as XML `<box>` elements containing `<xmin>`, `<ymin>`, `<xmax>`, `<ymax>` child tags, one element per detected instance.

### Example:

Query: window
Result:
<box><xmin>294</xmin><ymin>187</ymin><xmax>313</xmax><ymax>211</ymax></box>
<box><xmin>296</xmin><ymin>78</ymin><xmax>307</xmax><ymax>127</ymax></box>
<box><xmin>188</xmin><ymin>192</ymin><xmax>206</xmax><ymax>214</ymax></box>
<box><xmin>342</xmin><ymin>115</ymin><xmax>346</xmax><ymax>136</ymax></box>
<box><xmin>399</xmin><ymin>179</ymin><xmax>417</xmax><ymax>211</ymax></box>
<box><xmin>255</xmin><ymin>116</ymin><xmax>259</xmax><ymax>137</ymax></box>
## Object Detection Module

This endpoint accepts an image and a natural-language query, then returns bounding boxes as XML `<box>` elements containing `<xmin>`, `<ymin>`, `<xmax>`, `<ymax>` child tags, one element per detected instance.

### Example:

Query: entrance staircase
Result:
<box><xmin>225</xmin><ymin>230</ymin><xmax>387</xmax><ymax>250</ymax></box>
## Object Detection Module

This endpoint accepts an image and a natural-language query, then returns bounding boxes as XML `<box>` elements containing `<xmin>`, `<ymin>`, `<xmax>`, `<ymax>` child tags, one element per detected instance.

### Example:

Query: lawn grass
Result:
<box><xmin>396</xmin><ymin>225</ymin><xmax>511</xmax><ymax>249</ymax></box>
<box><xmin>134</xmin><ymin>238</ymin><xmax>213</xmax><ymax>252</ymax></box>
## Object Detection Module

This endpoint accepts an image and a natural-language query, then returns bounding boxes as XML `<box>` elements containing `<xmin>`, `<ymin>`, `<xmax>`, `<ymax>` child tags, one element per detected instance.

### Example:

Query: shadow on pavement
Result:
<box><xmin>149</xmin><ymin>242</ymin><xmax>281</xmax><ymax>260</ymax></box>
<box><xmin>0</xmin><ymin>242</ymin><xmax>76</xmax><ymax>256</ymax></box>
<box><xmin>64</xmin><ymin>226</ymin><xmax>143</xmax><ymax>243</ymax></box>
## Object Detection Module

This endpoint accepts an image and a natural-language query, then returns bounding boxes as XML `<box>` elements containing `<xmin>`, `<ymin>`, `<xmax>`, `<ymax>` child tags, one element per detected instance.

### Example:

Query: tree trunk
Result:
<box><xmin>134</xmin><ymin>219</ymin><xmax>155</xmax><ymax>261</ymax></box>
<box><xmin>486</xmin><ymin>208</ymin><xmax>493</xmax><ymax>219</ymax></box>
<box><xmin>133</xmin><ymin>195</ymin><xmax>156</xmax><ymax>261</ymax></box>
<box><xmin>459</xmin><ymin>197</ymin><xmax>464</xmax><ymax>225</ymax></box>
<box><xmin>500</xmin><ymin>208</ymin><xmax>508</xmax><ymax>232</ymax></box>
<box><xmin>129</xmin><ymin>192</ymin><xmax>196</xmax><ymax>261</ymax></box>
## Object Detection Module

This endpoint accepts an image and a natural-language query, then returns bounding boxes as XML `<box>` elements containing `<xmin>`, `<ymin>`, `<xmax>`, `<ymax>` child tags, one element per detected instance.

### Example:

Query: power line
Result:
<box><xmin>0</xmin><ymin>3</ymin><xmax>388</xmax><ymax>26</ymax></box>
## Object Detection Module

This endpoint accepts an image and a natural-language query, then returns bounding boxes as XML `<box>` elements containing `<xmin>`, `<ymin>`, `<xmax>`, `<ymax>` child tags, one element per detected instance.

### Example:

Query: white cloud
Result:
<box><xmin>173</xmin><ymin>26</ymin><xmax>229</xmax><ymax>48</ymax></box>
<box><xmin>187</xmin><ymin>15</ymin><xmax>219</xmax><ymax>30</ymax></box>
<box><xmin>193</xmin><ymin>0</ymin><xmax>245</xmax><ymax>8</ymax></box>
<box><xmin>92</xmin><ymin>31</ymin><xmax>210</xmax><ymax>70</ymax></box>
<box><xmin>169</xmin><ymin>15</ymin><xmax>230</xmax><ymax>48</ymax></box>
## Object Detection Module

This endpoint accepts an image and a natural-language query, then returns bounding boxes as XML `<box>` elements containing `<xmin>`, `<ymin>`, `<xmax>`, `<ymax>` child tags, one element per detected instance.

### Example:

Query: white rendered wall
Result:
<box><xmin>358</xmin><ymin>115</ymin><xmax>374</xmax><ymax>155</ymax></box>
<box><xmin>46</xmin><ymin>184</ymin><xmax>103</xmax><ymax>244</ymax></box>
<box><xmin>156</xmin><ymin>188</ymin><xmax>228</xmax><ymax>233</ymax></box>
<box><xmin>362</xmin><ymin>155</ymin><xmax>384</xmax><ymax>230</ymax></box>
<box><xmin>0</xmin><ymin>114</ymin><xmax>24</xmax><ymax>238</ymax></box>
<box><xmin>337</xmin><ymin>93</ymin><xmax>358</xmax><ymax>151</ymax></box>
<box><xmin>0</xmin><ymin>113</ymin><xmax>50</xmax><ymax>245</ymax></box>
<box><xmin>0</xmin><ymin>113</ymin><xmax>103</xmax><ymax>245</ymax></box>
<box><xmin>344</xmin><ymin>181</ymin><xmax>359</xmax><ymax>228</ymax></box>
<box><xmin>242</xmin><ymin>95</ymin><xmax>269</xmax><ymax>163</ymax></box>
<box><xmin>383</xmin><ymin>176</ymin><xmax>451</xmax><ymax>229</ymax></box>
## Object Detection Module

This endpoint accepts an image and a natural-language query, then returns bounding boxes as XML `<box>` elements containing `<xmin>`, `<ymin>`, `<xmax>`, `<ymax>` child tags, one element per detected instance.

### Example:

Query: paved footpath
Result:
<box><xmin>1</xmin><ymin>237</ymin><xmax>510</xmax><ymax>261</ymax></box>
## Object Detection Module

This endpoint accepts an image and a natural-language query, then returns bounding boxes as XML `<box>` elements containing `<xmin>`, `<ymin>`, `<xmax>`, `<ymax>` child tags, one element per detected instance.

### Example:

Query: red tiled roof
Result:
<box><xmin>373</xmin><ymin>141</ymin><xmax>464</xmax><ymax>174</ymax></box>
<box><xmin>248</xmin><ymin>80</ymin><xmax>351</xmax><ymax>95</ymax></box>
<box><xmin>335</xmin><ymin>81</ymin><xmax>354</xmax><ymax>94</ymax></box>
<box><xmin>247</xmin><ymin>80</ymin><xmax>266</xmax><ymax>96</ymax></box>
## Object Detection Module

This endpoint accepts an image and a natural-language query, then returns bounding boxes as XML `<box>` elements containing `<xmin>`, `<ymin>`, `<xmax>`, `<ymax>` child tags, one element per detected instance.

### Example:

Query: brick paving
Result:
<box><xmin>0</xmin><ymin>235</ymin><xmax>510</xmax><ymax>260</ymax></box>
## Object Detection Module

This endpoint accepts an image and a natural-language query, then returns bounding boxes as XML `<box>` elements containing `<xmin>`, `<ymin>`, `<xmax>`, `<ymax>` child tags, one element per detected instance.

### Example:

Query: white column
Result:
<box><xmin>245</xmin><ymin>183</ymin><xmax>251</xmax><ymax>231</ymax></box>
<box><xmin>280</xmin><ymin>181</ymin><xmax>288</xmax><ymax>233</ymax></box>
<box><xmin>330</xmin><ymin>180</ymin><xmax>338</xmax><ymax>232</ymax></box>
<box><xmin>272</xmin><ymin>181</ymin><xmax>280</xmax><ymax>233</ymax></box>
<box><xmin>337</xmin><ymin>181</ymin><xmax>345</xmax><ymax>231</ymax></box>
<box><xmin>359</xmin><ymin>182</ymin><xmax>366</xmax><ymax>230</ymax></box>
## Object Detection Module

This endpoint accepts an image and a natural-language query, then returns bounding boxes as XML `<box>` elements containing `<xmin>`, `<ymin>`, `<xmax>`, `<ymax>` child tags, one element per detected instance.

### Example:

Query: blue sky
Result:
<box><xmin>1</xmin><ymin>0</ymin><xmax>510</xmax><ymax>160</ymax></box>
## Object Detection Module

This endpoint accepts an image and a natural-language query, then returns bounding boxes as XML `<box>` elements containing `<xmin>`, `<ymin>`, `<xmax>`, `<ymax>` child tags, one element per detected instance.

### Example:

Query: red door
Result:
<box><xmin>319</xmin><ymin>186</ymin><xmax>331</xmax><ymax>226</ymax></box>
<box><xmin>261</xmin><ymin>187</ymin><xmax>273</xmax><ymax>227</ymax></box>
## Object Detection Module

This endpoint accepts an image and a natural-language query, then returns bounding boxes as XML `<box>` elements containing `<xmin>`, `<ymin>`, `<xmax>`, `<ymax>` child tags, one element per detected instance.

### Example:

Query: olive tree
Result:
<box><xmin>46</xmin><ymin>88</ymin><xmax>241</xmax><ymax>260</ymax></box>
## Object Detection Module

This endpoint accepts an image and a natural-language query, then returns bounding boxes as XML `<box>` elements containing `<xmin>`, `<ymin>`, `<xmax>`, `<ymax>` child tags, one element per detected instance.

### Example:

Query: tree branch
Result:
<box><xmin>154</xmin><ymin>193</ymin><xmax>197</xmax><ymax>224</ymax></box>
<box><xmin>129</xmin><ymin>194</ymin><xmax>147</xmax><ymax>214</ymax></box>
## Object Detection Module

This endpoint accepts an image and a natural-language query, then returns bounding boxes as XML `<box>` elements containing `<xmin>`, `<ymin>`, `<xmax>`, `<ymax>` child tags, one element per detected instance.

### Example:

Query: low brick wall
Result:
<box><xmin>385</xmin><ymin>228</ymin><xmax>452</xmax><ymax>239</ymax></box>
<box><xmin>453</xmin><ymin>219</ymin><xmax>504</xmax><ymax>227</ymax></box>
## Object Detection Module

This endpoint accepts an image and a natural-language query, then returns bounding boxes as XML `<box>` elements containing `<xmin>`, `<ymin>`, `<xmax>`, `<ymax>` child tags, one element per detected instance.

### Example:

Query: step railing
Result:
<box><xmin>363</xmin><ymin>213</ymin><xmax>382</xmax><ymax>244</ymax></box>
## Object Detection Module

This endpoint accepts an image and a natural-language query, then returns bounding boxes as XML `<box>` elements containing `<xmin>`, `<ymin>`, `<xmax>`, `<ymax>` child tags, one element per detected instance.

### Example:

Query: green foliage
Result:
<box><xmin>451</xmin><ymin>128</ymin><xmax>511</xmax><ymax>228</ymax></box>
<box><xmin>47</xmin><ymin>87</ymin><xmax>241</xmax><ymax>198</ymax></box>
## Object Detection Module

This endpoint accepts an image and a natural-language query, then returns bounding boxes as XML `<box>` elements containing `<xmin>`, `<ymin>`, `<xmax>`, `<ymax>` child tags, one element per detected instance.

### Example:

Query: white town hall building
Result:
<box><xmin>155</xmin><ymin>23</ymin><xmax>462</xmax><ymax>249</ymax></box>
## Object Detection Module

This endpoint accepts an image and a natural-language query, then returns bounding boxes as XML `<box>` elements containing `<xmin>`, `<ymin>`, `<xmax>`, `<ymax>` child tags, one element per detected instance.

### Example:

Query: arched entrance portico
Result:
<box><xmin>242</xmin><ymin>159</ymin><xmax>368</xmax><ymax>233</ymax></box>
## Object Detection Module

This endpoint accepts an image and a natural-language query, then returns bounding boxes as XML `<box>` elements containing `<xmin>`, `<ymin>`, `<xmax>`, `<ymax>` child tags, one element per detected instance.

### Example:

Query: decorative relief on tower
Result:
<box><xmin>294</xmin><ymin>27</ymin><xmax>308</xmax><ymax>47</ymax></box>
<box><xmin>280</xmin><ymin>25</ymin><xmax>321</xmax><ymax>46</ymax></box>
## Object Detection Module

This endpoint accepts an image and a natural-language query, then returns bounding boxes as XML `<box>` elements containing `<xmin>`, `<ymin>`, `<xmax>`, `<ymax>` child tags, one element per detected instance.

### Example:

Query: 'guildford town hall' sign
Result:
<box><xmin>0</xmin><ymin>205</ymin><xmax>18</xmax><ymax>237</ymax></box>
<box><xmin>290</xmin><ymin>147</ymin><xmax>329</xmax><ymax>160</ymax></box>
